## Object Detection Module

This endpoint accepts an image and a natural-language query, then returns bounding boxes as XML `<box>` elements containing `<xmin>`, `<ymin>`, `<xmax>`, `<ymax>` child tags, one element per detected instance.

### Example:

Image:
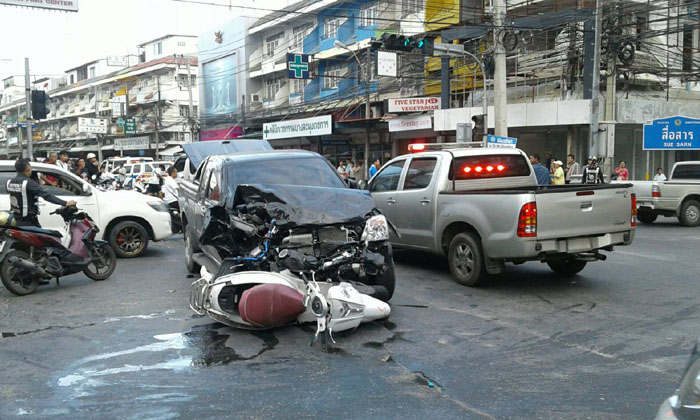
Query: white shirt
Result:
<box><xmin>57</xmin><ymin>160</ymin><xmax>69</xmax><ymax>171</ymax></box>
<box><xmin>148</xmin><ymin>168</ymin><xmax>162</xmax><ymax>185</ymax></box>
<box><xmin>162</xmin><ymin>176</ymin><xmax>179</xmax><ymax>203</ymax></box>
<box><xmin>654</xmin><ymin>173</ymin><xmax>667</xmax><ymax>181</ymax></box>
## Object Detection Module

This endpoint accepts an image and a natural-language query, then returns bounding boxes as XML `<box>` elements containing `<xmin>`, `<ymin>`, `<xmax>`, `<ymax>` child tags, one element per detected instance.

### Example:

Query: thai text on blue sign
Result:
<box><xmin>486</xmin><ymin>135</ymin><xmax>517</xmax><ymax>148</ymax></box>
<box><xmin>643</xmin><ymin>116</ymin><xmax>700</xmax><ymax>150</ymax></box>
<box><xmin>287</xmin><ymin>53</ymin><xmax>310</xmax><ymax>79</ymax></box>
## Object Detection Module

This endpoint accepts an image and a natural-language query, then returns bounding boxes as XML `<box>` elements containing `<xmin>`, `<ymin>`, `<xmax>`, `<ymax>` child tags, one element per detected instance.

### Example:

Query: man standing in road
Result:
<box><xmin>654</xmin><ymin>167</ymin><xmax>667</xmax><ymax>181</ymax></box>
<box><xmin>7</xmin><ymin>158</ymin><xmax>76</xmax><ymax>227</ymax></box>
<box><xmin>162</xmin><ymin>166</ymin><xmax>181</xmax><ymax>233</ymax></box>
<box><xmin>614</xmin><ymin>161</ymin><xmax>629</xmax><ymax>181</ymax></box>
<box><xmin>529</xmin><ymin>154</ymin><xmax>551</xmax><ymax>185</ymax></box>
<box><xmin>337</xmin><ymin>160</ymin><xmax>347</xmax><ymax>178</ymax></box>
<box><xmin>57</xmin><ymin>150</ymin><xmax>70</xmax><ymax>171</ymax></box>
<box><xmin>582</xmin><ymin>157</ymin><xmax>605</xmax><ymax>184</ymax></box>
<box><xmin>551</xmin><ymin>160</ymin><xmax>565</xmax><ymax>185</ymax></box>
<box><xmin>85</xmin><ymin>153</ymin><xmax>100</xmax><ymax>184</ymax></box>
<box><xmin>369</xmin><ymin>159</ymin><xmax>380</xmax><ymax>179</ymax></box>
<box><xmin>544</xmin><ymin>152</ymin><xmax>553</xmax><ymax>173</ymax></box>
<box><xmin>565</xmin><ymin>154</ymin><xmax>580</xmax><ymax>184</ymax></box>
<box><xmin>74</xmin><ymin>158</ymin><xmax>89</xmax><ymax>181</ymax></box>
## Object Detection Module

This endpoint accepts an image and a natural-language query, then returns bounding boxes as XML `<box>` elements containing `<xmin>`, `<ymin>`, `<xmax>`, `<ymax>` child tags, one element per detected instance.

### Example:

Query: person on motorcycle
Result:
<box><xmin>6</xmin><ymin>158</ymin><xmax>77</xmax><ymax>227</ymax></box>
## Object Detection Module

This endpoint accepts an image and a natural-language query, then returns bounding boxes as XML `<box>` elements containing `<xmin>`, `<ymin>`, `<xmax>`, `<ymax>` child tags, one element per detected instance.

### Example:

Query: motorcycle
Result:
<box><xmin>0</xmin><ymin>206</ymin><xmax>117</xmax><ymax>296</ymax></box>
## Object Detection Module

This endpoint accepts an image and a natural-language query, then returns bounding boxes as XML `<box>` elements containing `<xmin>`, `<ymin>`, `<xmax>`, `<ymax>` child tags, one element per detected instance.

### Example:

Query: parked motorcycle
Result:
<box><xmin>0</xmin><ymin>206</ymin><xmax>117</xmax><ymax>296</ymax></box>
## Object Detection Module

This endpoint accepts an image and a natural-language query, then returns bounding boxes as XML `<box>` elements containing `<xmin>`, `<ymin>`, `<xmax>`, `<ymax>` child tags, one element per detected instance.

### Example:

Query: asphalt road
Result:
<box><xmin>0</xmin><ymin>219</ymin><xmax>697</xmax><ymax>420</ymax></box>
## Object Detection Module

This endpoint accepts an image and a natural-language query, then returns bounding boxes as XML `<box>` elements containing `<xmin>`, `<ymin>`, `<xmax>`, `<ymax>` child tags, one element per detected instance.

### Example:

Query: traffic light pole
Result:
<box><xmin>24</xmin><ymin>57</ymin><xmax>32</xmax><ymax>159</ymax></box>
<box><xmin>493</xmin><ymin>0</ymin><xmax>508</xmax><ymax>137</ymax></box>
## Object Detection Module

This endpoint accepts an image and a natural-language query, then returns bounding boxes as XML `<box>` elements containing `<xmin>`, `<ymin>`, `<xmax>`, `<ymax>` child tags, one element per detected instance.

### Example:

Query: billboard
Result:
<box><xmin>0</xmin><ymin>0</ymin><xmax>79</xmax><ymax>12</ymax></box>
<box><xmin>203</xmin><ymin>54</ymin><xmax>237</xmax><ymax>116</ymax></box>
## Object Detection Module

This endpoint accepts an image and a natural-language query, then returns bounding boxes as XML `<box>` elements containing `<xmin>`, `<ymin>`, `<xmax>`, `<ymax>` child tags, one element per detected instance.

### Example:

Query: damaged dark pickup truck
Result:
<box><xmin>178</xmin><ymin>150</ymin><xmax>396</xmax><ymax>301</ymax></box>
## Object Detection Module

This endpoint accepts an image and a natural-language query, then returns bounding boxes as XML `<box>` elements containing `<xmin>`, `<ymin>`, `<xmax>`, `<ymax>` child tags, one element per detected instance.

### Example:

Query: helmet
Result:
<box><xmin>588</xmin><ymin>156</ymin><xmax>598</xmax><ymax>162</ymax></box>
<box><xmin>0</xmin><ymin>211</ymin><xmax>17</xmax><ymax>227</ymax></box>
<box><xmin>87</xmin><ymin>153</ymin><xmax>97</xmax><ymax>159</ymax></box>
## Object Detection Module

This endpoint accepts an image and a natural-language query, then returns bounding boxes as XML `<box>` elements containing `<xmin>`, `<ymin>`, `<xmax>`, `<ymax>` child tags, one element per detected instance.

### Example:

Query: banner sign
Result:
<box><xmin>287</xmin><ymin>53</ymin><xmax>310</xmax><ymax>80</ymax></box>
<box><xmin>388</xmin><ymin>115</ymin><xmax>432</xmax><ymax>132</ymax></box>
<box><xmin>0</xmin><ymin>0</ymin><xmax>79</xmax><ymax>12</ymax></box>
<box><xmin>643</xmin><ymin>116</ymin><xmax>700</xmax><ymax>150</ymax></box>
<box><xmin>78</xmin><ymin>117</ymin><xmax>107</xmax><ymax>134</ymax></box>
<box><xmin>486</xmin><ymin>135</ymin><xmax>517</xmax><ymax>148</ymax></box>
<box><xmin>263</xmin><ymin>115</ymin><xmax>332</xmax><ymax>140</ymax></box>
<box><xmin>115</xmin><ymin>136</ymin><xmax>150</xmax><ymax>151</ymax></box>
<box><xmin>377</xmin><ymin>51</ymin><xmax>397</xmax><ymax>77</ymax></box>
<box><xmin>388</xmin><ymin>97</ymin><xmax>441</xmax><ymax>113</ymax></box>
<box><xmin>200</xmin><ymin>126</ymin><xmax>243</xmax><ymax>141</ymax></box>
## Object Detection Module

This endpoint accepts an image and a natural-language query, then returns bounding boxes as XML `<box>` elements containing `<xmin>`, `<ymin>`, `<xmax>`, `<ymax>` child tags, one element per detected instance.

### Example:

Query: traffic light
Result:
<box><xmin>416</xmin><ymin>37</ymin><xmax>434</xmax><ymax>55</ymax></box>
<box><xmin>378</xmin><ymin>33</ymin><xmax>435</xmax><ymax>55</ymax></box>
<box><xmin>31</xmin><ymin>90</ymin><xmax>48</xmax><ymax>120</ymax></box>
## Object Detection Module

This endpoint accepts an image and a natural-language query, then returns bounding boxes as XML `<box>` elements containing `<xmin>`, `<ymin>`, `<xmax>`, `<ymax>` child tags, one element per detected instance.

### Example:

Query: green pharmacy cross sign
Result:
<box><xmin>287</xmin><ymin>53</ymin><xmax>310</xmax><ymax>79</ymax></box>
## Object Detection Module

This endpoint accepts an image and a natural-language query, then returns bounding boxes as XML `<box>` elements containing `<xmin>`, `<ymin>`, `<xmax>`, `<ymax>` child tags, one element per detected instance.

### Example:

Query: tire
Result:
<box><xmin>83</xmin><ymin>243</ymin><xmax>117</xmax><ymax>281</ymax></box>
<box><xmin>448</xmin><ymin>232</ymin><xmax>486</xmax><ymax>287</ymax></box>
<box><xmin>0</xmin><ymin>250</ymin><xmax>39</xmax><ymax>296</ymax></box>
<box><xmin>637</xmin><ymin>209</ymin><xmax>658</xmax><ymax>224</ymax></box>
<box><xmin>184</xmin><ymin>225</ymin><xmax>201</xmax><ymax>274</ymax></box>
<box><xmin>109</xmin><ymin>221</ymin><xmax>149</xmax><ymax>258</ymax></box>
<box><xmin>679</xmin><ymin>199</ymin><xmax>700</xmax><ymax>227</ymax></box>
<box><xmin>547</xmin><ymin>258</ymin><xmax>587</xmax><ymax>277</ymax></box>
<box><xmin>367</xmin><ymin>243</ymin><xmax>395</xmax><ymax>302</ymax></box>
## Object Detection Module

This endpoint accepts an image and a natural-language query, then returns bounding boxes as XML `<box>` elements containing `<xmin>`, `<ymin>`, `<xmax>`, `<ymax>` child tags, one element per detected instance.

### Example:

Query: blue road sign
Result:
<box><xmin>643</xmin><ymin>116</ymin><xmax>700</xmax><ymax>150</ymax></box>
<box><xmin>486</xmin><ymin>135</ymin><xmax>517</xmax><ymax>148</ymax></box>
<box><xmin>287</xmin><ymin>53</ymin><xmax>310</xmax><ymax>79</ymax></box>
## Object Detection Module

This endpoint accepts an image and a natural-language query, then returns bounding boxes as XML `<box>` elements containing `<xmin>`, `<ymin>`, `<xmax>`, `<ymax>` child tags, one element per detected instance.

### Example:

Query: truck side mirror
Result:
<box><xmin>357</xmin><ymin>180</ymin><xmax>368</xmax><ymax>190</ymax></box>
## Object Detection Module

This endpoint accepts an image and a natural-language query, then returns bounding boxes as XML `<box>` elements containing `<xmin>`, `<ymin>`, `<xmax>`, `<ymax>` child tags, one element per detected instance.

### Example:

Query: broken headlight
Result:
<box><xmin>361</xmin><ymin>215</ymin><xmax>389</xmax><ymax>242</ymax></box>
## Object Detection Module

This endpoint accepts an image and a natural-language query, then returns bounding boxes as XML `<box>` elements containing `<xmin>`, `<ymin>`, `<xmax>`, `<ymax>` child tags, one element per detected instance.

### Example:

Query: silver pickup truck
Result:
<box><xmin>368</xmin><ymin>145</ymin><xmax>637</xmax><ymax>286</ymax></box>
<box><xmin>616</xmin><ymin>161</ymin><xmax>700</xmax><ymax>226</ymax></box>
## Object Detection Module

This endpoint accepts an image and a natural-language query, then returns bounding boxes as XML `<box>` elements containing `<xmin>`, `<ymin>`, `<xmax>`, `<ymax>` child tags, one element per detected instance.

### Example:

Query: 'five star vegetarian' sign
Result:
<box><xmin>287</xmin><ymin>53</ymin><xmax>310</xmax><ymax>79</ymax></box>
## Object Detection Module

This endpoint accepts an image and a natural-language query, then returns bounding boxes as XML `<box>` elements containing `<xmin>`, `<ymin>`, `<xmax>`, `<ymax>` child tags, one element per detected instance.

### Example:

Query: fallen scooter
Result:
<box><xmin>0</xmin><ymin>206</ymin><xmax>117</xmax><ymax>296</ymax></box>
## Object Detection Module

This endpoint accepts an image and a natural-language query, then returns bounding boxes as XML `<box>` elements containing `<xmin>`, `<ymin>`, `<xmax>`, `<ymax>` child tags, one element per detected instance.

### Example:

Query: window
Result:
<box><xmin>264</xmin><ymin>78</ymin><xmax>282</xmax><ymax>99</ymax></box>
<box><xmin>229</xmin><ymin>157</ymin><xmax>346</xmax><ymax>192</ymax></box>
<box><xmin>138</xmin><ymin>76</ymin><xmax>152</xmax><ymax>89</ymax></box>
<box><xmin>154</xmin><ymin>42</ymin><xmax>163</xmax><ymax>55</ymax></box>
<box><xmin>265</xmin><ymin>32</ymin><xmax>284</xmax><ymax>57</ymax></box>
<box><xmin>291</xmin><ymin>78</ymin><xmax>308</xmax><ymax>95</ymax></box>
<box><xmin>190</xmin><ymin>75</ymin><xmax>196</xmax><ymax>87</ymax></box>
<box><xmin>292</xmin><ymin>23</ymin><xmax>313</xmax><ymax>50</ymax></box>
<box><xmin>448</xmin><ymin>154</ymin><xmax>532</xmax><ymax>180</ymax></box>
<box><xmin>179</xmin><ymin>105</ymin><xmax>191</xmax><ymax>117</ymax></box>
<box><xmin>89</xmin><ymin>67</ymin><xmax>96</xmax><ymax>79</ymax></box>
<box><xmin>370</xmin><ymin>160</ymin><xmax>405</xmax><ymax>192</ymax></box>
<box><xmin>324</xmin><ymin>18</ymin><xmax>341</xmax><ymax>39</ymax></box>
<box><xmin>178</xmin><ymin>41</ymin><xmax>186</xmax><ymax>47</ymax></box>
<box><xmin>403</xmin><ymin>158</ymin><xmax>437</xmax><ymax>190</ymax></box>
<box><xmin>402</xmin><ymin>0</ymin><xmax>420</xmax><ymax>17</ymax></box>
<box><xmin>179</xmin><ymin>74</ymin><xmax>190</xmax><ymax>87</ymax></box>
<box><xmin>673</xmin><ymin>164</ymin><xmax>700</xmax><ymax>179</ymax></box>
<box><xmin>206</xmin><ymin>172</ymin><xmax>221</xmax><ymax>201</ymax></box>
<box><xmin>69</xmin><ymin>75</ymin><xmax>74</xmax><ymax>84</ymax></box>
<box><xmin>360</xmin><ymin>3</ymin><xmax>378</xmax><ymax>27</ymax></box>
<box><xmin>323</xmin><ymin>64</ymin><xmax>343</xmax><ymax>89</ymax></box>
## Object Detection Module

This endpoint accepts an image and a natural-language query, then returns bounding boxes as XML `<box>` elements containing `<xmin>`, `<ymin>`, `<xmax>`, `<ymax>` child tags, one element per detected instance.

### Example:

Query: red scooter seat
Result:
<box><xmin>239</xmin><ymin>284</ymin><xmax>305</xmax><ymax>329</ymax></box>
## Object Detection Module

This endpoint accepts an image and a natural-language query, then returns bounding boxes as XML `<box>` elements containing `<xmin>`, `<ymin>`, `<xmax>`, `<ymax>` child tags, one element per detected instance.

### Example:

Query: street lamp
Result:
<box><xmin>335</xmin><ymin>40</ymin><xmax>372</xmax><ymax>179</ymax></box>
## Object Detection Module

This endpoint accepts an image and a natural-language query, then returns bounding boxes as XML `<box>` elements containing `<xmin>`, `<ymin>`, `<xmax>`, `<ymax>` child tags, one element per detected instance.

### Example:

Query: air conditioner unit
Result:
<box><xmin>250</xmin><ymin>94</ymin><xmax>261</xmax><ymax>103</ymax></box>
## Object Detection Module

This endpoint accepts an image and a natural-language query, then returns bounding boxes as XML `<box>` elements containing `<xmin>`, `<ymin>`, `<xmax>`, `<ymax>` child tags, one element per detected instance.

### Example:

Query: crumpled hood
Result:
<box><xmin>231</xmin><ymin>184</ymin><xmax>376</xmax><ymax>227</ymax></box>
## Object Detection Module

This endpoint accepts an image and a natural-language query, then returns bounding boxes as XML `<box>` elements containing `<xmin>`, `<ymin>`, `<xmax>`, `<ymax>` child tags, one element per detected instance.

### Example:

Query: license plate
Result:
<box><xmin>567</xmin><ymin>238</ymin><xmax>591</xmax><ymax>252</ymax></box>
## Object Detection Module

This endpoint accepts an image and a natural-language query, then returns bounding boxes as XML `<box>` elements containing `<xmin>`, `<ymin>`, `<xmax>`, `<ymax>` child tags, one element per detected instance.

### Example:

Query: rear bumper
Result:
<box><xmin>487</xmin><ymin>230</ymin><xmax>634</xmax><ymax>260</ymax></box>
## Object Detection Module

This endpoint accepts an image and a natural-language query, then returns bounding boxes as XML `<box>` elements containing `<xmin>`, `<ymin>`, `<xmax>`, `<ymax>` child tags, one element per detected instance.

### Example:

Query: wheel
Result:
<box><xmin>547</xmin><ymin>258</ymin><xmax>587</xmax><ymax>276</ymax></box>
<box><xmin>109</xmin><ymin>221</ymin><xmax>149</xmax><ymax>258</ymax></box>
<box><xmin>185</xmin><ymin>225</ymin><xmax>201</xmax><ymax>274</ymax></box>
<box><xmin>679</xmin><ymin>199</ymin><xmax>700</xmax><ymax>227</ymax></box>
<box><xmin>0</xmin><ymin>250</ymin><xmax>39</xmax><ymax>296</ymax></box>
<box><xmin>448</xmin><ymin>232</ymin><xmax>486</xmax><ymax>286</ymax></box>
<box><xmin>637</xmin><ymin>209</ymin><xmax>657</xmax><ymax>224</ymax></box>
<box><xmin>366</xmin><ymin>243</ymin><xmax>395</xmax><ymax>301</ymax></box>
<box><xmin>83</xmin><ymin>243</ymin><xmax>117</xmax><ymax>281</ymax></box>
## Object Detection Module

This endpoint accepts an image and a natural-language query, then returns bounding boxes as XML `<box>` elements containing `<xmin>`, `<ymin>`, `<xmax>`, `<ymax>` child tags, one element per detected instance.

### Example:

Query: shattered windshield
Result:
<box><xmin>229</xmin><ymin>156</ymin><xmax>346</xmax><ymax>189</ymax></box>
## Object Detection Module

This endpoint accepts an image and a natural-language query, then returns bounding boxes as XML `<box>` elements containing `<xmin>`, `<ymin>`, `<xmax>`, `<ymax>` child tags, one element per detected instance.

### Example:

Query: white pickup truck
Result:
<box><xmin>0</xmin><ymin>161</ymin><xmax>173</xmax><ymax>258</ymax></box>
<box><xmin>368</xmin><ymin>145</ymin><xmax>637</xmax><ymax>286</ymax></box>
<box><xmin>618</xmin><ymin>161</ymin><xmax>700</xmax><ymax>226</ymax></box>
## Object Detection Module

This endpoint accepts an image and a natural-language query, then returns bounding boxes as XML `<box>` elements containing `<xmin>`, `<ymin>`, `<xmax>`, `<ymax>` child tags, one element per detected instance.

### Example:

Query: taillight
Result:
<box><xmin>651</xmin><ymin>185</ymin><xmax>661</xmax><ymax>198</ymax></box>
<box><xmin>461</xmin><ymin>164</ymin><xmax>507</xmax><ymax>176</ymax></box>
<box><xmin>408</xmin><ymin>144</ymin><xmax>426</xmax><ymax>152</ymax></box>
<box><xmin>517</xmin><ymin>202</ymin><xmax>537</xmax><ymax>237</ymax></box>
<box><xmin>631</xmin><ymin>193</ymin><xmax>637</xmax><ymax>227</ymax></box>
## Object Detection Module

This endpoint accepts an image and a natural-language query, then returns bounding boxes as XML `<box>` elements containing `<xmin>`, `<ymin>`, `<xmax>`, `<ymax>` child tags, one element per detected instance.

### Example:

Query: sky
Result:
<box><xmin>0</xmin><ymin>0</ymin><xmax>282</xmax><ymax>82</ymax></box>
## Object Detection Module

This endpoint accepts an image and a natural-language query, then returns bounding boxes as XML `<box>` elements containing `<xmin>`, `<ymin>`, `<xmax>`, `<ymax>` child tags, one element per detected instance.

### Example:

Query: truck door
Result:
<box><xmin>395</xmin><ymin>157</ymin><xmax>438</xmax><ymax>249</ymax></box>
<box><xmin>369</xmin><ymin>159</ymin><xmax>406</xmax><ymax>242</ymax></box>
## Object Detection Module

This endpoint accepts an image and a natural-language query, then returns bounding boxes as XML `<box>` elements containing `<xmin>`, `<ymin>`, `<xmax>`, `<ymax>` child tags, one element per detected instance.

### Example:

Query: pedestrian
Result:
<box><xmin>162</xmin><ymin>167</ymin><xmax>179</xmax><ymax>208</ymax></box>
<box><xmin>74</xmin><ymin>158</ymin><xmax>89</xmax><ymax>182</ymax></box>
<box><xmin>57</xmin><ymin>150</ymin><xmax>70</xmax><ymax>171</ymax></box>
<box><xmin>345</xmin><ymin>160</ymin><xmax>355</xmax><ymax>180</ymax></box>
<box><xmin>565</xmin><ymin>154</ymin><xmax>580</xmax><ymax>184</ymax></box>
<box><xmin>85</xmin><ymin>152</ymin><xmax>101</xmax><ymax>184</ymax></box>
<box><xmin>529</xmin><ymin>154</ymin><xmax>551</xmax><ymax>185</ymax></box>
<box><xmin>614</xmin><ymin>161</ymin><xmax>629</xmax><ymax>181</ymax></box>
<box><xmin>146</xmin><ymin>166</ymin><xmax>163</xmax><ymax>197</ymax></box>
<box><xmin>337</xmin><ymin>160</ymin><xmax>347</xmax><ymax>178</ymax></box>
<box><xmin>39</xmin><ymin>152</ymin><xmax>59</xmax><ymax>186</ymax></box>
<box><xmin>551</xmin><ymin>160</ymin><xmax>565</xmax><ymax>185</ymax></box>
<box><xmin>351</xmin><ymin>161</ymin><xmax>362</xmax><ymax>180</ymax></box>
<box><xmin>582</xmin><ymin>156</ymin><xmax>605</xmax><ymax>184</ymax></box>
<box><xmin>369</xmin><ymin>159</ymin><xmax>381</xmax><ymax>179</ymax></box>
<box><xmin>544</xmin><ymin>152</ymin><xmax>553</xmax><ymax>173</ymax></box>
<box><xmin>654</xmin><ymin>167</ymin><xmax>667</xmax><ymax>181</ymax></box>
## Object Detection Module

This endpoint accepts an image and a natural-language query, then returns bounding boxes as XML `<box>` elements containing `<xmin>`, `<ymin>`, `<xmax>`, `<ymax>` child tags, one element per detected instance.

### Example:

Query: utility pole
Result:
<box><xmin>603</xmin><ymin>1</ymin><xmax>618</xmax><ymax>179</ymax></box>
<box><xmin>493</xmin><ymin>0</ymin><xmax>508</xmax><ymax>136</ymax></box>
<box><xmin>24</xmin><ymin>57</ymin><xmax>32</xmax><ymax>159</ymax></box>
<box><xmin>185</xmin><ymin>56</ymin><xmax>195</xmax><ymax>142</ymax></box>
<box><xmin>364</xmin><ymin>47</ymin><xmax>371</xmax><ymax>180</ymax></box>
<box><xmin>155</xmin><ymin>73</ymin><xmax>161</xmax><ymax>158</ymax></box>
<box><xmin>589</xmin><ymin>0</ymin><xmax>603</xmax><ymax>160</ymax></box>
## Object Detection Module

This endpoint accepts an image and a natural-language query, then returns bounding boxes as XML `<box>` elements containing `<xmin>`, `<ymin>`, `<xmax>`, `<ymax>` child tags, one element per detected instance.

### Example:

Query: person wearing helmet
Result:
<box><xmin>582</xmin><ymin>156</ymin><xmax>605</xmax><ymax>184</ymax></box>
<box><xmin>85</xmin><ymin>152</ymin><xmax>101</xmax><ymax>184</ymax></box>
<box><xmin>6</xmin><ymin>158</ymin><xmax>76</xmax><ymax>227</ymax></box>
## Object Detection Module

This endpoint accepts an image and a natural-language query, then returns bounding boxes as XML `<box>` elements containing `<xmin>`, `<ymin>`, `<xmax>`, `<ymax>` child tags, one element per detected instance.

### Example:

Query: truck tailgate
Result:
<box><xmin>535</xmin><ymin>186</ymin><xmax>633</xmax><ymax>240</ymax></box>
